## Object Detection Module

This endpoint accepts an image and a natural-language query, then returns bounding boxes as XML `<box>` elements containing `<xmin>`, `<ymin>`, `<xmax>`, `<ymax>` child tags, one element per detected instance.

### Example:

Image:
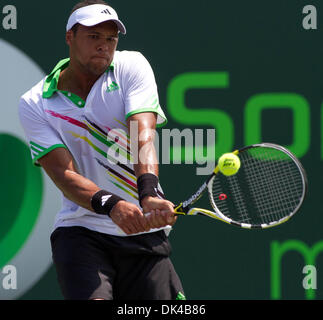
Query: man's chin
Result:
<box><xmin>87</xmin><ymin>63</ymin><xmax>109</xmax><ymax>76</ymax></box>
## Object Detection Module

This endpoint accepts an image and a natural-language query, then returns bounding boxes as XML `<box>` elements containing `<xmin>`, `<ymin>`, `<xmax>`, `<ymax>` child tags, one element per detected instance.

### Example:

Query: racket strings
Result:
<box><xmin>211</xmin><ymin>176</ymin><xmax>250</xmax><ymax>223</ymax></box>
<box><xmin>210</xmin><ymin>146</ymin><xmax>305</xmax><ymax>226</ymax></box>
<box><xmin>242</xmin><ymin>149</ymin><xmax>303</xmax><ymax>224</ymax></box>
<box><xmin>227</xmin><ymin>175</ymin><xmax>251</xmax><ymax>223</ymax></box>
<box><xmin>211</xmin><ymin>178</ymin><xmax>231</xmax><ymax>216</ymax></box>
<box><xmin>245</xmin><ymin>154</ymin><xmax>287</xmax><ymax>222</ymax></box>
<box><xmin>247</xmin><ymin>149</ymin><xmax>302</xmax><ymax>223</ymax></box>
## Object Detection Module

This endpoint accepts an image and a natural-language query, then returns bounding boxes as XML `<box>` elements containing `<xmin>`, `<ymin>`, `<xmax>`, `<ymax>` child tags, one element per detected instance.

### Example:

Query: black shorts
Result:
<box><xmin>50</xmin><ymin>226</ymin><xmax>185</xmax><ymax>300</ymax></box>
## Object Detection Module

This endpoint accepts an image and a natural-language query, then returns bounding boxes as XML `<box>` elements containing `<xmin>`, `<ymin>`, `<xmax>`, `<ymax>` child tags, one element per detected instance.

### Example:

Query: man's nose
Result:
<box><xmin>97</xmin><ymin>40</ymin><xmax>109</xmax><ymax>52</ymax></box>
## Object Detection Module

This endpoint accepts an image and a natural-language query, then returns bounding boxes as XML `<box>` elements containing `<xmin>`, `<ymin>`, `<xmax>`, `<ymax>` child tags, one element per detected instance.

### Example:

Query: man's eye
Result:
<box><xmin>89</xmin><ymin>35</ymin><xmax>99</xmax><ymax>39</ymax></box>
<box><xmin>108</xmin><ymin>37</ymin><xmax>118</xmax><ymax>42</ymax></box>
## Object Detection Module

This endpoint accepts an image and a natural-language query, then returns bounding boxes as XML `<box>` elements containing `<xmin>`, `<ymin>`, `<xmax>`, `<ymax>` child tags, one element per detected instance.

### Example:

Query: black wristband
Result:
<box><xmin>137</xmin><ymin>173</ymin><xmax>159</xmax><ymax>207</ymax></box>
<box><xmin>91</xmin><ymin>190</ymin><xmax>124</xmax><ymax>217</ymax></box>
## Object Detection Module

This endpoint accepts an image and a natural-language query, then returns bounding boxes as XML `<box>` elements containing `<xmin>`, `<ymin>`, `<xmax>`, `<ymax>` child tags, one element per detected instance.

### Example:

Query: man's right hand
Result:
<box><xmin>110</xmin><ymin>200</ymin><xmax>151</xmax><ymax>235</ymax></box>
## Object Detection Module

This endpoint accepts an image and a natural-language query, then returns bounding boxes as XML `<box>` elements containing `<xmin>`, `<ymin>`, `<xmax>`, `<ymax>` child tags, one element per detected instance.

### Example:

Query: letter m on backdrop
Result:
<box><xmin>271</xmin><ymin>240</ymin><xmax>323</xmax><ymax>300</ymax></box>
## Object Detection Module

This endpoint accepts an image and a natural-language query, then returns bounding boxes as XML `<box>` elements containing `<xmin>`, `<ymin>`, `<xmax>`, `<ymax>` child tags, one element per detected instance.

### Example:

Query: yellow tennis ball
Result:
<box><xmin>218</xmin><ymin>153</ymin><xmax>241</xmax><ymax>176</ymax></box>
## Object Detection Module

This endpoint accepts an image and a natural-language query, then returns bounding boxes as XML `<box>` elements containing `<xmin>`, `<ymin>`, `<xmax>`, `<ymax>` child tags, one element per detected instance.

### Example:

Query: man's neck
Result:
<box><xmin>58</xmin><ymin>60</ymin><xmax>101</xmax><ymax>101</ymax></box>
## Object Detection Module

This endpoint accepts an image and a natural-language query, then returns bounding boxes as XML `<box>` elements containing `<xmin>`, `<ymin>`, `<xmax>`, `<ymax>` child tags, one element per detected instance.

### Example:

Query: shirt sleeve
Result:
<box><xmin>122</xmin><ymin>52</ymin><xmax>167</xmax><ymax>128</ymax></box>
<box><xmin>18</xmin><ymin>95</ymin><xmax>67</xmax><ymax>166</ymax></box>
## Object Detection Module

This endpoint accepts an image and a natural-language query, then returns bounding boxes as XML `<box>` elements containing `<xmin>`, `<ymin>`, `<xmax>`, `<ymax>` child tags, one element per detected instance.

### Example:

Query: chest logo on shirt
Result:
<box><xmin>107</xmin><ymin>81</ymin><xmax>120</xmax><ymax>93</ymax></box>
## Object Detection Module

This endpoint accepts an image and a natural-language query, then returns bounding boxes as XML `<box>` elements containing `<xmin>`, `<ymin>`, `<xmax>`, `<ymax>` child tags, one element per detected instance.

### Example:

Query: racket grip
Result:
<box><xmin>144</xmin><ymin>207</ymin><xmax>184</xmax><ymax>217</ymax></box>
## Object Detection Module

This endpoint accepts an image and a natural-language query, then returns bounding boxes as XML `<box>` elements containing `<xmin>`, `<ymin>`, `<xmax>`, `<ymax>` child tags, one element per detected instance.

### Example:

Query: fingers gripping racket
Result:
<box><xmin>174</xmin><ymin>143</ymin><xmax>307</xmax><ymax>229</ymax></box>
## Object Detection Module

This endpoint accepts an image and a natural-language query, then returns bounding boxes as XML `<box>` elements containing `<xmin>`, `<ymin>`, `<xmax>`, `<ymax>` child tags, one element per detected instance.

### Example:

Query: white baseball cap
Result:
<box><xmin>66</xmin><ymin>4</ymin><xmax>126</xmax><ymax>34</ymax></box>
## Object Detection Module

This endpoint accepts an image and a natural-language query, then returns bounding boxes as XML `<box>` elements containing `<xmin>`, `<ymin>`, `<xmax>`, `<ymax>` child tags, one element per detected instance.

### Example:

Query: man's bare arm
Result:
<box><xmin>38</xmin><ymin>148</ymin><xmax>100</xmax><ymax>210</ymax></box>
<box><xmin>127</xmin><ymin>112</ymin><xmax>177</xmax><ymax>228</ymax></box>
<box><xmin>38</xmin><ymin>147</ymin><xmax>150</xmax><ymax>234</ymax></box>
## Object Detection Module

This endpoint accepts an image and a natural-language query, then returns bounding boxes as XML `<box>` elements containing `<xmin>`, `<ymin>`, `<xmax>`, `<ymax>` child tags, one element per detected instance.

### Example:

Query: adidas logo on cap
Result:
<box><xmin>101</xmin><ymin>8</ymin><xmax>111</xmax><ymax>15</ymax></box>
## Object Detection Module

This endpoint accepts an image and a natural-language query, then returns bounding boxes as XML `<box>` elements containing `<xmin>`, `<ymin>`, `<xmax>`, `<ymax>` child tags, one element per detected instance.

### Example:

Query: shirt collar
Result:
<box><xmin>42</xmin><ymin>58</ymin><xmax>115</xmax><ymax>99</ymax></box>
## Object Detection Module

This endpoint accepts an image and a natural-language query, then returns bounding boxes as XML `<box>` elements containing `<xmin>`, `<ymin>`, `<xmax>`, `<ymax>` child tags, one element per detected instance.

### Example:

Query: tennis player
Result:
<box><xmin>19</xmin><ymin>0</ymin><xmax>185</xmax><ymax>300</ymax></box>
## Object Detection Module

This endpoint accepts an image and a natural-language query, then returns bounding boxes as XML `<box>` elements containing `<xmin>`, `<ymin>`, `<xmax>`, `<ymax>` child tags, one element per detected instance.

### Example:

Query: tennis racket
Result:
<box><xmin>174</xmin><ymin>143</ymin><xmax>307</xmax><ymax>229</ymax></box>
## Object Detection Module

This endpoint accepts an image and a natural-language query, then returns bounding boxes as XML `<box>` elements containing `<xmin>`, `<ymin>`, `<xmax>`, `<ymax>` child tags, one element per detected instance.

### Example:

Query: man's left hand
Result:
<box><xmin>141</xmin><ymin>196</ymin><xmax>177</xmax><ymax>229</ymax></box>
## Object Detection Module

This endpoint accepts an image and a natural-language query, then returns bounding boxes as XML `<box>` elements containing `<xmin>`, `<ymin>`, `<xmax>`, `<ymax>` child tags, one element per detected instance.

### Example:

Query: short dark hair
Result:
<box><xmin>70</xmin><ymin>0</ymin><xmax>109</xmax><ymax>34</ymax></box>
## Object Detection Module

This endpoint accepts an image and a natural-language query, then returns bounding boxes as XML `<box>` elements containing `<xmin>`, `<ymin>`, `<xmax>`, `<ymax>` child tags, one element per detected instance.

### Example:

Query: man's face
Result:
<box><xmin>67</xmin><ymin>21</ymin><xmax>119</xmax><ymax>76</ymax></box>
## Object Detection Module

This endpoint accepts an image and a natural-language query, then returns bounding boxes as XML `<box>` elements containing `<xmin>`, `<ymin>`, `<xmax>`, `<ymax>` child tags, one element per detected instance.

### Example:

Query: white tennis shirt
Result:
<box><xmin>19</xmin><ymin>50</ymin><xmax>172</xmax><ymax>236</ymax></box>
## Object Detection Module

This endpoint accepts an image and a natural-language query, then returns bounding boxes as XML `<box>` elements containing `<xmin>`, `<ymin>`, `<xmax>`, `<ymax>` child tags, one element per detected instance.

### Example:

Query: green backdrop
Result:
<box><xmin>1</xmin><ymin>0</ymin><xmax>323</xmax><ymax>300</ymax></box>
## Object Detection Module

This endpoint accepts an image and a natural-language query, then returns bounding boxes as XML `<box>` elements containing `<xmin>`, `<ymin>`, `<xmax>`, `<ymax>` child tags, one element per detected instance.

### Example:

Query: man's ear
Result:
<box><xmin>66</xmin><ymin>30</ymin><xmax>74</xmax><ymax>46</ymax></box>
